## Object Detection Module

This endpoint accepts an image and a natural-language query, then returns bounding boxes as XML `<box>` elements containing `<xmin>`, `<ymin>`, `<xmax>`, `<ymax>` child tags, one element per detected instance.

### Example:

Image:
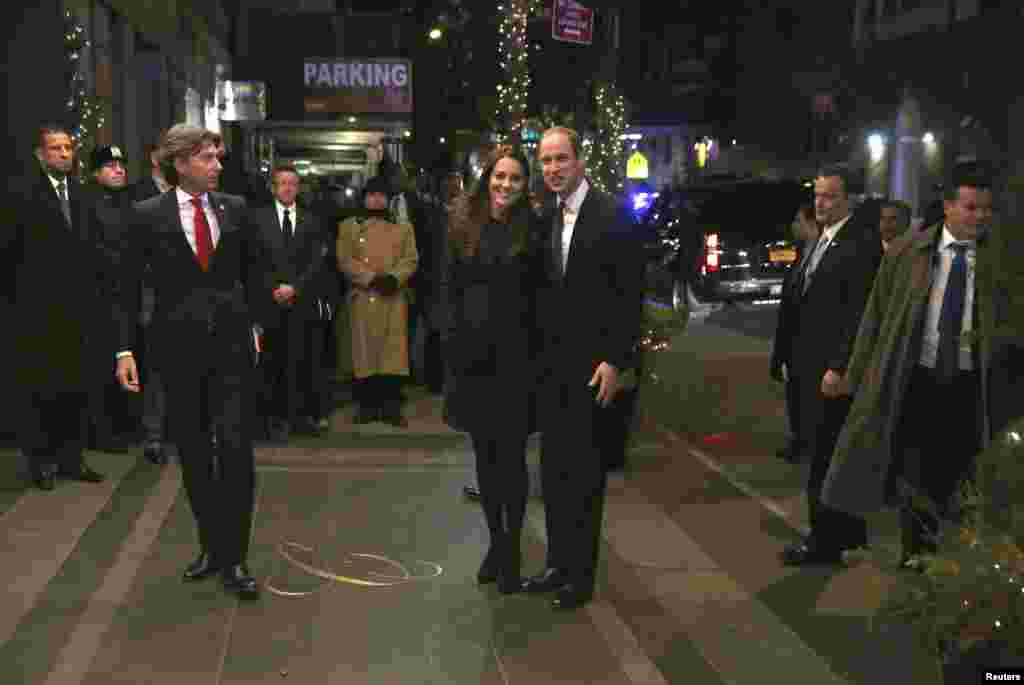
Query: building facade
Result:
<box><xmin>848</xmin><ymin>0</ymin><xmax>1023</xmax><ymax>218</ymax></box>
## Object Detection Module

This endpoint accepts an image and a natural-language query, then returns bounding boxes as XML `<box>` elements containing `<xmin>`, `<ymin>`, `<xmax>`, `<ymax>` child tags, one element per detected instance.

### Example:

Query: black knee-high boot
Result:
<box><xmin>498</xmin><ymin>437</ymin><xmax>528</xmax><ymax>593</ymax></box>
<box><xmin>472</xmin><ymin>433</ymin><xmax>505</xmax><ymax>584</ymax></box>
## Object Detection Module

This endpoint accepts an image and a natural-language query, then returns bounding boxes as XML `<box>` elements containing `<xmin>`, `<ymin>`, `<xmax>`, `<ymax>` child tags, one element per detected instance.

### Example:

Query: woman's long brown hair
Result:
<box><xmin>448</xmin><ymin>145</ymin><xmax>533</xmax><ymax>259</ymax></box>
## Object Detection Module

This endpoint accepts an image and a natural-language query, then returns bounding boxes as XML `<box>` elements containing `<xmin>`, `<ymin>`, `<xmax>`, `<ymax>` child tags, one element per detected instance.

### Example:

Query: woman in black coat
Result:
<box><xmin>440</xmin><ymin>145</ymin><xmax>544</xmax><ymax>593</ymax></box>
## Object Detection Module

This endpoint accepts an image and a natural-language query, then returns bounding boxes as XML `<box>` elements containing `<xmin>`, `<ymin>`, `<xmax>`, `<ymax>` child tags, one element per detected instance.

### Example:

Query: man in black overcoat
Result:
<box><xmin>1</xmin><ymin>123</ymin><xmax>106</xmax><ymax>490</ymax></box>
<box><xmin>115</xmin><ymin>124</ymin><xmax>271</xmax><ymax>599</ymax></box>
<box><xmin>773</xmin><ymin>166</ymin><xmax>882</xmax><ymax>565</ymax></box>
<box><xmin>249</xmin><ymin>164</ymin><xmax>334</xmax><ymax>440</ymax></box>
<box><xmin>521</xmin><ymin>127</ymin><xmax>644</xmax><ymax>609</ymax></box>
<box><xmin>82</xmin><ymin>144</ymin><xmax>138</xmax><ymax>451</ymax></box>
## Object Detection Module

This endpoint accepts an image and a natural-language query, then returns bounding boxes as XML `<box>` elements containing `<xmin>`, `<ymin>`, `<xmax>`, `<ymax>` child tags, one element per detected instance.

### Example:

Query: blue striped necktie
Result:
<box><xmin>935</xmin><ymin>242</ymin><xmax>968</xmax><ymax>382</ymax></box>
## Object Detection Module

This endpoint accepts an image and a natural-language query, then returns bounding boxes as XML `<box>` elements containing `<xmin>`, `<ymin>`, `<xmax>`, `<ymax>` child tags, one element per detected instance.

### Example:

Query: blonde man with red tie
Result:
<box><xmin>115</xmin><ymin>124</ymin><xmax>271</xmax><ymax>599</ymax></box>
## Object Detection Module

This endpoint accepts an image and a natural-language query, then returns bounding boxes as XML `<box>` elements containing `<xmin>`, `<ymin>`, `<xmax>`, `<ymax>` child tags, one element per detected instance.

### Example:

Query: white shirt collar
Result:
<box><xmin>940</xmin><ymin>225</ymin><xmax>975</xmax><ymax>251</ymax></box>
<box><xmin>821</xmin><ymin>213</ymin><xmax>851</xmax><ymax>242</ymax></box>
<box><xmin>559</xmin><ymin>177</ymin><xmax>589</xmax><ymax>215</ymax></box>
<box><xmin>275</xmin><ymin>200</ymin><xmax>297</xmax><ymax>215</ymax></box>
<box><xmin>176</xmin><ymin>187</ymin><xmax>209</xmax><ymax>207</ymax></box>
<box><xmin>48</xmin><ymin>174</ymin><xmax>66</xmax><ymax>191</ymax></box>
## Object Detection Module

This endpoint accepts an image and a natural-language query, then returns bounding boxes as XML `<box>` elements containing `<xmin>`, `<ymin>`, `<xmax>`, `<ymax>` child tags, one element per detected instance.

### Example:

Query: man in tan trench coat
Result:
<box><xmin>822</xmin><ymin>164</ymin><xmax>1024</xmax><ymax>567</ymax></box>
<box><xmin>336</xmin><ymin>176</ymin><xmax>418</xmax><ymax>426</ymax></box>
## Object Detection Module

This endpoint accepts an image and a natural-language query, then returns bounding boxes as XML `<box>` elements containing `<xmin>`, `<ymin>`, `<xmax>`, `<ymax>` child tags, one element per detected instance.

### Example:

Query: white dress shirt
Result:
<box><xmin>919</xmin><ymin>226</ymin><xmax>976</xmax><ymax>371</ymax></box>
<box><xmin>558</xmin><ymin>177</ymin><xmax>589</xmax><ymax>269</ymax></box>
<box><xmin>275</xmin><ymin>200</ymin><xmax>297</xmax><ymax>235</ymax></box>
<box><xmin>176</xmin><ymin>187</ymin><xmax>221</xmax><ymax>254</ymax></box>
<box><xmin>47</xmin><ymin>174</ymin><xmax>67</xmax><ymax>197</ymax></box>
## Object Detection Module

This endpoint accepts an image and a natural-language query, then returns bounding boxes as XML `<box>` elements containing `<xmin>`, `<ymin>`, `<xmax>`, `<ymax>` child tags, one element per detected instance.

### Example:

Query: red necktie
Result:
<box><xmin>191</xmin><ymin>196</ymin><xmax>213</xmax><ymax>271</ymax></box>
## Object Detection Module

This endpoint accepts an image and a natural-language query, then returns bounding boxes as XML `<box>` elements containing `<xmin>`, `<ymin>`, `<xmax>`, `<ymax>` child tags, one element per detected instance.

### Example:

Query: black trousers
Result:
<box><xmin>806</xmin><ymin>392</ymin><xmax>868</xmax><ymax>552</ymax></box>
<box><xmin>784</xmin><ymin>378</ymin><xmax>809</xmax><ymax>454</ymax></box>
<box><xmin>895</xmin><ymin>365</ymin><xmax>981</xmax><ymax>556</ymax></box>
<box><xmin>163</xmin><ymin>353</ymin><xmax>255</xmax><ymax>567</ymax></box>
<box><xmin>597</xmin><ymin>387</ymin><xmax>638</xmax><ymax>471</ymax></box>
<box><xmin>470</xmin><ymin>431</ymin><xmax>528</xmax><ymax>543</ymax></box>
<box><xmin>540</xmin><ymin>380</ymin><xmax>608</xmax><ymax>591</ymax></box>
<box><xmin>263</xmin><ymin>309</ymin><xmax>327</xmax><ymax>425</ymax></box>
<box><xmin>20</xmin><ymin>389</ymin><xmax>87</xmax><ymax>474</ymax></box>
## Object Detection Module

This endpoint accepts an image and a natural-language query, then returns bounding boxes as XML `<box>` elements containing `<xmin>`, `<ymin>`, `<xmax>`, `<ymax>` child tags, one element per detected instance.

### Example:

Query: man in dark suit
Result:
<box><xmin>1</xmin><ymin>123</ymin><xmax>105</xmax><ymax>490</ymax></box>
<box><xmin>774</xmin><ymin>166</ymin><xmax>882</xmax><ymax>565</ymax></box>
<box><xmin>251</xmin><ymin>164</ymin><xmax>333</xmax><ymax>440</ymax></box>
<box><xmin>126</xmin><ymin>135</ymin><xmax>174</xmax><ymax>464</ymax></box>
<box><xmin>115</xmin><ymin>124</ymin><xmax>270</xmax><ymax>599</ymax></box>
<box><xmin>521</xmin><ymin>127</ymin><xmax>643</xmax><ymax>609</ymax></box>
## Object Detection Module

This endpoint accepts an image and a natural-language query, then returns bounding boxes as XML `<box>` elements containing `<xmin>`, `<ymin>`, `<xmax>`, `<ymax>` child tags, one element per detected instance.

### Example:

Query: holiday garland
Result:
<box><xmin>494</xmin><ymin>0</ymin><xmax>542</xmax><ymax>142</ymax></box>
<box><xmin>588</xmin><ymin>81</ymin><xmax>627</xmax><ymax>195</ymax></box>
<box><xmin>494</xmin><ymin>3</ymin><xmax>629</xmax><ymax>192</ymax></box>
<box><xmin>65</xmin><ymin>9</ymin><xmax>107</xmax><ymax>175</ymax></box>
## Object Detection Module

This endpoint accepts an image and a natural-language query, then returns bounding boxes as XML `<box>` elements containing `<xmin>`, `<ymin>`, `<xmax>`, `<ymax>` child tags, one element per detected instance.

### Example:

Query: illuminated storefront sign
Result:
<box><xmin>303</xmin><ymin>58</ymin><xmax>413</xmax><ymax>114</ymax></box>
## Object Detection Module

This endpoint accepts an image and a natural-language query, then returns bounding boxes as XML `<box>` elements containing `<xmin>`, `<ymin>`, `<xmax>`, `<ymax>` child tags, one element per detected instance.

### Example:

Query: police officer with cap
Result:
<box><xmin>83</xmin><ymin>144</ymin><xmax>136</xmax><ymax>452</ymax></box>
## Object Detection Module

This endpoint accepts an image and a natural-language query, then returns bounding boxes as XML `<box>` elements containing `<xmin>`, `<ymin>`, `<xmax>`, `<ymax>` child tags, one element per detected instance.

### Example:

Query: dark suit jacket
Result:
<box><xmin>248</xmin><ymin>204</ymin><xmax>332</xmax><ymax>326</ymax></box>
<box><xmin>126</xmin><ymin>176</ymin><xmax>163</xmax><ymax>204</ymax></box>
<box><xmin>773</xmin><ymin>212</ymin><xmax>882</xmax><ymax>440</ymax></box>
<box><xmin>536</xmin><ymin>185</ymin><xmax>644</xmax><ymax>386</ymax></box>
<box><xmin>2</xmin><ymin>168</ymin><xmax>101</xmax><ymax>391</ymax></box>
<box><xmin>116</xmin><ymin>191</ymin><xmax>271</xmax><ymax>376</ymax></box>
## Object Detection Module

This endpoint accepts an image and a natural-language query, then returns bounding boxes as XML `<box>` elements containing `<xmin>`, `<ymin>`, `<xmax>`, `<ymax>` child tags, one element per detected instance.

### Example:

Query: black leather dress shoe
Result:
<box><xmin>521</xmin><ymin>567</ymin><xmax>570</xmax><ymax>594</ymax></box>
<box><xmin>551</xmin><ymin>584</ymin><xmax>593</xmax><ymax>610</ymax></box>
<box><xmin>34</xmin><ymin>466</ymin><xmax>57</xmax><ymax>491</ymax></box>
<box><xmin>144</xmin><ymin>443</ymin><xmax>166</xmax><ymax>465</ymax></box>
<box><xmin>780</xmin><ymin>541</ymin><xmax>843</xmax><ymax>566</ymax></box>
<box><xmin>291</xmin><ymin>417</ymin><xmax>321</xmax><ymax>436</ymax></box>
<box><xmin>60</xmin><ymin>464</ymin><xmax>105</xmax><ymax>483</ymax></box>
<box><xmin>462</xmin><ymin>484</ymin><xmax>481</xmax><ymax>502</ymax></box>
<box><xmin>222</xmin><ymin>565</ymin><xmax>260</xmax><ymax>599</ymax></box>
<box><xmin>353</xmin><ymin>408</ymin><xmax>377</xmax><ymax>425</ymax></box>
<box><xmin>477</xmin><ymin>547</ymin><xmax>500</xmax><ymax>584</ymax></box>
<box><xmin>383</xmin><ymin>412</ymin><xmax>408</xmax><ymax>428</ymax></box>
<box><xmin>183</xmin><ymin>552</ymin><xmax>221</xmax><ymax>581</ymax></box>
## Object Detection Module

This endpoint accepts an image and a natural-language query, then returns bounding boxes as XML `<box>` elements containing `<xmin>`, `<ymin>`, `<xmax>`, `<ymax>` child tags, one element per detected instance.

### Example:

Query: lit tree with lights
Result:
<box><xmin>64</xmin><ymin>9</ymin><xmax>107</xmax><ymax>175</ymax></box>
<box><xmin>494</xmin><ymin>0</ymin><xmax>544</xmax><ymax>142</ymax></box>
<box><xmin>587</xmin><ymin>81</ymin><xmax>628</xmax><ymax>195</ymax></box>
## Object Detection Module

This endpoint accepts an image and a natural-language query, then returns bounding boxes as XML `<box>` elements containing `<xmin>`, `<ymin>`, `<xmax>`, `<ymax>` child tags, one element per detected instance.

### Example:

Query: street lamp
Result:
<box><xmin>428</xmin><ymin>27</ymin><xmax>443</xmax><ymax>41</ymax></box>
<box><xmin>867</xmin><ymin>133</ymin><xmax>886</xmax><ymax>162</ymax></box>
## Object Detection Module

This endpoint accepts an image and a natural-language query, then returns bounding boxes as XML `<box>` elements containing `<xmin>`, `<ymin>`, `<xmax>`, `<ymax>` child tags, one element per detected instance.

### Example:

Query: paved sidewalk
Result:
<box><xmin>0</xmin><ymin>381</ymin><xmax>939</xmax><ymax>683</ymax></box>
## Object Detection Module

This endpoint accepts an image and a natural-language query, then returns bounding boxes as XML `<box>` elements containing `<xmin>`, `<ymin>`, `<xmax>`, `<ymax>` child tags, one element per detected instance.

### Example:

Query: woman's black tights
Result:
<box><xmin>470</xmin><ymin>432</ymin><xmax>528</xmax><ymax>557</ymax></box>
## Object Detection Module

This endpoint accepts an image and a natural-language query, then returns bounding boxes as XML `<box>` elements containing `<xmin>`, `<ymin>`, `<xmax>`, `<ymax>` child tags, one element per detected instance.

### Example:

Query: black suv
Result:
<box><xmin>640</xmin><ymin>178</ymin><xmax>810</xmax><ymax>310</ymax></box>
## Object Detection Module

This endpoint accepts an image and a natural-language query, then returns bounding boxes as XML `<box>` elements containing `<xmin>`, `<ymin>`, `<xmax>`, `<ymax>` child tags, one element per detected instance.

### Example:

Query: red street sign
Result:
<box><xmin>552</xmin><ymin>0</ymin><xmax>594</xmax><ymax>45</ymax></box>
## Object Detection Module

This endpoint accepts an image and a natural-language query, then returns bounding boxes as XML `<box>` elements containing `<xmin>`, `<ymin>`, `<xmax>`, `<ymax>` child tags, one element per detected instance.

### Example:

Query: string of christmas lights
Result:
<box><xmin>65</xmin><ymin>9</ymin><xmax>106</xmax><ymax>175</ymax></box>
<box><xmin>494</xmin><ymin>0</ymin><xmax>542</xmax><ymax>142</ymax></box>
<box><xmin>588</xmin><ymin>81</ymin><xmax>627</xmax><ymax>195</ymax></box>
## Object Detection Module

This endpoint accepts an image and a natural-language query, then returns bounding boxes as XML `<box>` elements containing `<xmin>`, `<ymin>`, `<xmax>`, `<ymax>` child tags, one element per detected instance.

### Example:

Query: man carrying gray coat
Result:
<box><xmin>823</xmin><ymin>163</ymin><xmax>1024</xmax><ymax>567</ymax></box>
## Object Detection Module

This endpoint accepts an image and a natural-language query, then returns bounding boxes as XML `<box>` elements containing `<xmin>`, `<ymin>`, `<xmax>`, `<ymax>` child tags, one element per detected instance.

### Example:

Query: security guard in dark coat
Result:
<box><xmin>82</xmin><ymin>145</ymin><xmax>137</xmax><ymax>450</ymax></box>
<box><xmin>2</xmin><ymin>124</ymin><xmax>105</xmax><ymax>490</ymax></box>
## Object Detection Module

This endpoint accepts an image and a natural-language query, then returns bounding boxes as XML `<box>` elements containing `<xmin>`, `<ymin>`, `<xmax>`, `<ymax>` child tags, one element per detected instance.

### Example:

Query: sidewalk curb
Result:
<box><xmin>655</xmin><ymin>426</ymin><xmax>811</xmax><ymax>539</ymax></box>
